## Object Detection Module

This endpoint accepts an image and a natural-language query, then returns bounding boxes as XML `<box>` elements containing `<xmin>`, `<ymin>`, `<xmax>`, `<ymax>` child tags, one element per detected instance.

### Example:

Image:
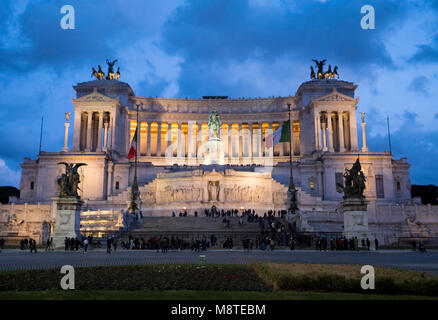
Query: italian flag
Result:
<box><xmin>265</xmin><ymin>120</ymin><xmax>291</xmax><ymax>148</ymax></box>
<box><xmin>127</xmin><ymin>130</ymin><xmax>137</xmax><ymax>159</ymax></box>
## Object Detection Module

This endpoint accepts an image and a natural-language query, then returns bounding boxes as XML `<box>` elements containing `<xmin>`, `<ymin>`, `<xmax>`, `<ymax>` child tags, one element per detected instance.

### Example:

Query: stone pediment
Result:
<box><xmin>72</xmin><ymin>88</ymin><xmax>119</xmax><ymax>104</ymax></box>
<box><xmin>312</xmin><ymin>88</ymin><xmax>357</xmax><ymax>103</ymax></box>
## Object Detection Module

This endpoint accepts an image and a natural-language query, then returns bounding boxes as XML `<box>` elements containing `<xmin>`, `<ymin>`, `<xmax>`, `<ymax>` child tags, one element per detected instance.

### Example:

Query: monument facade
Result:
<box><xmin>1</xmin><ymin>61</ymin><xmax>437</xmax><ymax>245</ymax></box>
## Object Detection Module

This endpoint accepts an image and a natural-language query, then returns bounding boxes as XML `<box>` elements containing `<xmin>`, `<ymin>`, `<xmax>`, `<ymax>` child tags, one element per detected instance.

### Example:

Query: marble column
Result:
<box><xmin>361</xmin><ymin>120</ymin><xmax>368</xmax><ymax>152</ymax></box>
<box><xmin>327</xmin><ymin>112</ymin><xmax>334</xmax><ymax>152</ymax></box>
<box><xmin>238</xmin><ymin>122</ymin><xmax>242</xmax><ymax>162</ymax></box>
<box><xmin>344</xmin><ymin>113</ymin><xmax>351</xmax><ymax>151</ymax></box>
<box><xmin>349</xmin><ymin>111</ymin><xmax>359</xmax><ymax>151</ymax></box>
<box><xmin>85</xmin><ymin>112</ymin><xmax>93</xmax><ymax>152</ymax></box>
<box><xmin>197</xmin><ymin>122</ymin><xmax>202</xmax><ymax>159</ymax></box>
<box><xmin>157</xmin><ymin>122</ymin><xmax>162</xmax><ymax>156</ymax></box>
<box><xmin>166</xmin><ymin>122</ymin><xmax>172</xmax><ymax>159</ymax></box>
<box><xmin>107</xmin><ymin>161</ymin><xmax>113</xmax><ymax>197</ymax></box>
<box><xmin>267</xmin><ymin>122</ymin><xmax>274</xmax><ymax>157</ymax></box>
<box><xmin>62</xmin><ymin>121</ymin><xmax>70</xmax><ymax>152</ymax></box>
<box><xmin>314</xmin><ymin>113</ymin><xmax>320</xmax><ymax>150</ymax></box>
<box><xmin>103</xmin><ymin>122</ymin><xmax>109</xmax><ymax>152</ymax></box>
<box><xmin>146</xmin><ymin>121</ymin><xmax>151</xmax><ymax>156</ymax></box>
<box><xmin>72</xmin><ymin>111</ymin><xmax>81</xmax><ymax>152</ymax></box>
<box><xmin>279</xmin><ymin>122</ymin><xmax>284</xmax><ymax>157</ymax></box>
<box><xmin>322</xmin><ymin>115</ymin><xmax>327</xmax><ymax>152</ymax></box>
<box><xmin>257</xmin><ymin>122</ymin><xmax>262</xmax><ymax>158</ymax></box>
<box><xmin>97</xmin><ymin>111</ymin><xmax>103</xmax><ymax>152</ymax></box>
<box><xmin>291</xmin><ymin>119</ymin><xmax>295</xmax><ymax>156</ymax></box>
<box><xmin>137</xmin><ymin>120</ymin><xmax>142</xmax><ymax>156</ymax></box>
<box><xmin>110</xmin><ymin>113</ymin><xmax>115</xmax><ymax>150</ymax></box>
<box><xmin>228</xmin><ymin>123</ymin><xmax>232</xmax><ymax>163</ymax></box>
<box><xmin>125</xmin><ymin>117</ymin><xmax>130</xmax><ymax>154</ymax></box>
<box><xmin>177</xmin><ymin>122</ymin><xmax>182</xmax><ymax>158</ymax></box>
<box><xmin>188</xmin><ymin>121</ymin><xmax>195</xmax><ymax>165</ymax></box>
<box><xmin>247</xmin><ymin>123</ymin><xmax>253</xmax><ymax>161</ymax></box>
<box><xmin>338</xmin><ymin>112</ymin><xmax>345</xmax><ymax>152</ymax></box>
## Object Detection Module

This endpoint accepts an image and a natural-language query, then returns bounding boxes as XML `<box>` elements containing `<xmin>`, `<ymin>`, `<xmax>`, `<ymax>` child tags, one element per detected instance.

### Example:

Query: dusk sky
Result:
<box><xmin>0</xmin><ymin>0</ymin><xmax>437</xmax><ymax>187</ymax></box>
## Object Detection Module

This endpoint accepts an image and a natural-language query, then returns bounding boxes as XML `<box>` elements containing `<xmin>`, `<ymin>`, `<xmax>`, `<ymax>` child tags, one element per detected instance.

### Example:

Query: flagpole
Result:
<box><xmin>387</xmin><ymin>115</ymin><xmax>392</xmax><ymax>155</ymax></box>
<box><xmin>129</xmin><ymin>104</ymin><xmax>140</xmax><ymax>216</ymax></box>
<box><xmin>39</xmin><ymin>116</ymin><xmax>43</xmax><ymax>154</ymax></box>
<box><xmin>287</xmin><ymin>103</ymin><xmax>298</xmax><ymax>215</ymax></box>
<box><xmin>135</xmin><ymin>104</ymin><xmax>139</xmax><ymax>179</ymax></box>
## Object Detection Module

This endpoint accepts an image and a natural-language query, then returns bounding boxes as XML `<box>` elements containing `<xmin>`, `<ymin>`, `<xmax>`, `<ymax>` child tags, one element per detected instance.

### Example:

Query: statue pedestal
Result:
<box><xmin>342</xmin><ymin>198</ymin><xmax>370</xmax><ymax>245</ymax></box>
<box><xmin>202</xmin><ymin>138</ymin><xmax>225</xmax><ymax>165</ymax></box>
<box><xmin>51</xmin><ymin>197</ymin><xmax>82</xmax><ymax>248</ymax></box>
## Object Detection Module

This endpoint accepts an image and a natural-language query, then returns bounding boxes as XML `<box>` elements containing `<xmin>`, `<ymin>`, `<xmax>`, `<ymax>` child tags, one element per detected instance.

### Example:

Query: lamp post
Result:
<box><xmin>129</xmin><ymin>104</ymin><xmax>140</xmax><ymax>215</ymax></box>
<box><xmin>287</xmin><ymin>103</ymin><xmax>298</xmax><ymax>215</ymax></box>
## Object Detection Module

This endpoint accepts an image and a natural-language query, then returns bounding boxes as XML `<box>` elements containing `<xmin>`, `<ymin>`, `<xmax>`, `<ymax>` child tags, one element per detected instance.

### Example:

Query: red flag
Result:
<box><xmin>127</xmin><ymin>130</ymin><xmax>137</xmax><ymax>159</ymax></box>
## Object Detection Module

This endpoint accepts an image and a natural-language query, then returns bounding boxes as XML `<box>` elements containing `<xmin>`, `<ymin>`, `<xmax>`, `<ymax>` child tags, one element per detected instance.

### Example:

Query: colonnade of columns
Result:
<box><xmin>127</xmin><ymin>120</ymin><xmax>300</xmax><ymax>163</ymax></box>
<box><xmin>74</xmin><ymin>111</ymin><xmax>114</xmax><ymax>152</ymax></box>
<box><xmin>314</xmin><ymin>110</ymin><xmax>354</xmax><ymax>152</ymax></box>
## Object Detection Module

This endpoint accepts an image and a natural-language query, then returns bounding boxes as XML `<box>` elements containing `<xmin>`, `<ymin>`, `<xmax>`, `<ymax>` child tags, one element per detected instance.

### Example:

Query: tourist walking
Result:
<box><xmin>374</xmin><ymin>238</ymin><xmax>379</xmax><ymax>251</ymax></box>
<box><xmin>289</xmin><ymin>237</ymin><xmax>295</xmax><ymax>250</ymax></box>
<box><xmin>83</xmin><ymin>238</ymin><xmax>89</xmax><ymax>253</ymax></box>
<box><xmin>106</xmin><ymin>238</ymin><xmax>112</xmax><ymax>254</ymax></box>
<box><xmin>419</xmin><ymin>241</ymin><xmax>426</xmax><ymax>253</ymax></box>
<box><xmin>30</xmin><ymin>239</ymin><xmax>37</xmax><ymax>253</ymax></box>
<box><xmin>45</xmin><ymin>238</ymin><xmax>51</xmax><ymax>251</ymax></box>
<box><xmin>366</xmin><ymin>238</ymin><xmax>370</xmax><ymax>251</ymax></box>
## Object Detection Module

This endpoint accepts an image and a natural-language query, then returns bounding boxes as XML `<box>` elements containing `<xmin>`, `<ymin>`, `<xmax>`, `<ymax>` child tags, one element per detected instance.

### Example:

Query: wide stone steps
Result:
<box><xmin>130</xmin><ymin>216</ymin><xmax>261</xmax><ymax>232</ymax></box>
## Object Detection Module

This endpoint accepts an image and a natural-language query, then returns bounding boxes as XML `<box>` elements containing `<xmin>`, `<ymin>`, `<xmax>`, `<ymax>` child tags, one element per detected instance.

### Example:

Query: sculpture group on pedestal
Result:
<box><xmin>52</xmin><ymin>162</ymin><xmax>86</xmax><ymax>248</ymax></box>
<box><xmin>92</xmin><ymin>59</ymin><xmax>120</xmax><ymax>80</ymax></box>
<box><xmin>338</xmin><ymin>157</ymin><xmax>366</xmax><ymax>200</ymax></box>
<box><xmin>311</xmin><ymin>59</ymin><xmax>339</xmax><ymax>80</ymax></box>
<box><xmin>56</xmin><ymin>162</ymin><xmax>87</xmax><ymax>198</ymax></box>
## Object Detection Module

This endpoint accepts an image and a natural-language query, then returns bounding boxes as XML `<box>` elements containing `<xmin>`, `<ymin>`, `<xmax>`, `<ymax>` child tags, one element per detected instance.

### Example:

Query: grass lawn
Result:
<box><xmin>0</xmin><ymin>290</ymin><xmax>437</xmax><ymax>300</ymax></box>
<box><xmin>1</xmin><ymin>263</ymin><xmax>437</xmax><ymax>299</ymax></box>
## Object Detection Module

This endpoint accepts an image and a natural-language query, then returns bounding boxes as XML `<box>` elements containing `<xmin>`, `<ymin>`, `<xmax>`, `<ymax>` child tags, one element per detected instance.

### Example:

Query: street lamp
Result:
<box><xmin>129</xmin><ymin>103</ymin><xmax>140</xmax><ymax>215</ymax></box>
<box><xmin>287</xmin><ymin>103</ymin><xmax>298</xmax><ymax>215</ymax></box>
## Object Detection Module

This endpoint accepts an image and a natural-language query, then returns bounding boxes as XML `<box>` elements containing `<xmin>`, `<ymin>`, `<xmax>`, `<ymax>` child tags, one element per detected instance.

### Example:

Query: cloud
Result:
<box><xmin>0</xmin><ymin>158</ymin><xmax>21</xmax><ymax>187</ymax></box>
<box><xmin>407</xmin><ymin>76</ymin><xmax>430</xmax><ymax>95</ymax></box>
<box><xmin>159</xmin><ymin>0</ymin><xmax>411</xmax><ymax>98</ymax></box>
<box><xmin>0</xmin><ymin>0</ymin><xmax>181</xmax><ymax>74</ymax></box>
<box><xmin>408</xmin><ymin>33</ymin><xmax>438</xmax><ymax>64</ymax></box>
<box><xmin>0</xmin><ymin>0</ymin><xmax>438</xmax><ymax>187</ymax></box>
<box><xmin>365</xmin><ymin>110</ymin><xmax>438</xmax><ymax>184</ymax></box>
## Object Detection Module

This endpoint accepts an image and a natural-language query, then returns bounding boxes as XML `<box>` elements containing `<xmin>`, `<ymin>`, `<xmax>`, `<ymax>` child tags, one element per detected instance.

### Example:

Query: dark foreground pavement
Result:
<box><xmin>0</xmin><ymin>249</ymin><xmax>437</xmax><ymax>274</ymax></box>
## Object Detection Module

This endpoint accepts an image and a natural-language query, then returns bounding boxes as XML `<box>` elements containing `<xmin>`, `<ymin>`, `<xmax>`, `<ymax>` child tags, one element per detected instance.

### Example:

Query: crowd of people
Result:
<box><xmin>19</xmin><ymin>238</ymin><xmax>38</xmax><ymax>252</ymax></box>
<box><xmin>1</xmin><ymin>207</ymin><xmax>431</xmax><ymax>253</ymax></box>
<box><xmin>410</xmin><ymin>239</ymin><xmax>427</xmax><ymax>252</ymax></box>
<box><xmin>119</xmin><ymin>235</ymin><xmax>210</xmax><ymax>252</ymax></box>
<box><xmin>313</xmin><ymin>236</ymin><xmax>378</xmax><ymax>251</ymax></box>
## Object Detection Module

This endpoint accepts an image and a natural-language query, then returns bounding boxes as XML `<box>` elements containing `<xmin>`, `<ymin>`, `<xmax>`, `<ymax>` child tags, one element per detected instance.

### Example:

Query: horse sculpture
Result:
<box><xmin>92</xmin><ymin>66</ymin><xmax>104</xmax><ymax>80</ymax></box>
<box><xmin>332</xmin><ymin>66</ymin><xmax>339</xmax><ymax>79</ymax></box>
<box><xmin>310</xmin><ymin>66</ymin><xmax>316</xmax><ymax>80</ymax></box>
<box><xmin>324</xmin><ymin>65</ymin><xmax>332</xmax><ymax>79</ymax></box>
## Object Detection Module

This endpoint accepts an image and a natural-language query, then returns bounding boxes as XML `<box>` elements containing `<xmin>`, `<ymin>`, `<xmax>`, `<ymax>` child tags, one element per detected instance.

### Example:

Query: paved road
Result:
<box><xmin>0</xmin><ymin>249</ymin><xmax>437</xmax><ymax>274</ymax></box>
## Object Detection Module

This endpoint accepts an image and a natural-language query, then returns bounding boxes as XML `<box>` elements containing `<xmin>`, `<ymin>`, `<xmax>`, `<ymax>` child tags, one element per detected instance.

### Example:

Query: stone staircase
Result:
<box><xmin>119</xmin><ymin>216</ymin><xmax>262</xmax><ymax>245</ymax></box>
